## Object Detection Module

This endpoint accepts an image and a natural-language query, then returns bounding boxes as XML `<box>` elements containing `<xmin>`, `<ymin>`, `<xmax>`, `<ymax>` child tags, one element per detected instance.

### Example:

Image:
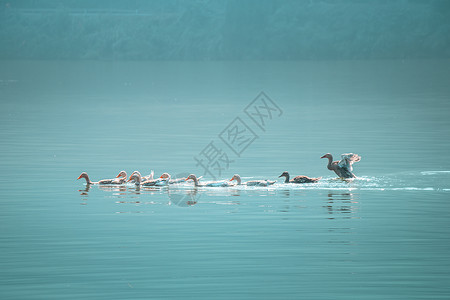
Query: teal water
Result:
<box><xmin>1</xmin><ymin>60</ymin><xmax>450</xmax><ymax>299</ymax></box>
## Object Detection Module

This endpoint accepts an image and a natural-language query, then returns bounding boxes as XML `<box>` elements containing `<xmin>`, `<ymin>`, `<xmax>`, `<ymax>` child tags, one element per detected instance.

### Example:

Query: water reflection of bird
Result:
<box><xmin>278</xmin><ymin>171</ymin><xmax>321</xmax><ymax>183</ymax></box>
<box><xmin>78</xmin><ymin>184</ymin><xmax>91</xmax><ymax>195</ymax></box>
<box><xmin>321</xmin><ymin>153</ymin><xmax>361</xmax><ymax>178</ymax></box>
<box><xmin>325</xmin><ymin>192</ymin><xmax>357</xmax><ymax>218</ymax></box>
<box><xmin>229</xmin><ymin>174</ymin><xmax>275</xmax><ymax>186</ymax></box>
<box><xmin>98</xmin><ymin>184</ymin><xmax>127</xmax><ymax>196</ymax></box>
<box><xmin>186</xmin><ymin>174</ymin><xmax>233</xmax><ymax>187</ymax></box>
<box><xmin>167</xmin><ymin>188</ymin><xmax>199</xmax><ymax>207</ymax></box>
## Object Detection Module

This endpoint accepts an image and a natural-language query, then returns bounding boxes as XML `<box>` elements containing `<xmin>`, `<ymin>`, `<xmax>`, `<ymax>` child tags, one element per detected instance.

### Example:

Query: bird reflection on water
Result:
<box><xmin>324</xmin><ymin>191</ymin><xmax>359</xmax><ymax>219</ymax></box>
<box><xmin>167</xmin><ymin>188</ymin><xmax>200</xmax><ymax>207</ymax></box>
<box><xmin>78</xmin><ymin>184</ymin><xmax>91</xmax><ymax>205</ymax></box>
<box><xmin>78</xmin><ymin>183</ymin><xmax>361</xmax><ymax>215</ymax></box>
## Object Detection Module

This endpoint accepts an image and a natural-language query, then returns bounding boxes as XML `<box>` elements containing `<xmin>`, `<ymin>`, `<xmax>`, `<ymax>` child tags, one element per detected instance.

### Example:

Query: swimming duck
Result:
<box><xmin>142</xmin><ymin>170</ymin><xmax>154</xmax><ymax>181</ymax></box>
<box><xmin>77</xmin><ymin>172</ymin><xmax>126</xmax><ymax>185</ymax></box>
<box><xmin>113</xmin><ymin>170</ymin><xmax>128</xmax><ymax>184</ymax></box>
<box><xmin>160</xmin><ymin>173</ymin><xmax>184</xmax><ymax>184</ymax></box>
<box><xmin>127</xmin><ymin>172</ymin><xmax>169</xmax><ymax>187</ymax></box>
<box><xmin>320</xmin><ymin>153</ymin><xmax>361</xmax><ymax>178</ymax></box>
<box><xmin>278</xmin><ymin>171</ymin><xmax>321</xmax><ymax>183</ymax></box>
<box><xmin>159</xmin><ymin>173</ymin><xmax>204</xmax><ymax>184</ymax></box>
<box><xmin>77</xmin><ymin>172</ymin><xmax>94</xmax><ymax>184</ymax></box>
<box><xmin>229</xmin><ymin>174</ymin><xmax>276</xmax><ymax>186</ymax></box>
<box><xmin>185</xmin><ymin>174</ymin><xmax>233</xmax><ymax>187</ymax></box>
<box><xmin>130</xmin><ymin>170</ymin><xmax>154</xmax><ymax>182</ymax></box>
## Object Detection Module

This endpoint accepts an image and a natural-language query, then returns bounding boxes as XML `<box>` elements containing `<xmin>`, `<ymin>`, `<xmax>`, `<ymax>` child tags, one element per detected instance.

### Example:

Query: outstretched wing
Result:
<box><xmin>338</xmin><ymin>153</ymin><xmax>361</xmax><ymax>171</ymax></box>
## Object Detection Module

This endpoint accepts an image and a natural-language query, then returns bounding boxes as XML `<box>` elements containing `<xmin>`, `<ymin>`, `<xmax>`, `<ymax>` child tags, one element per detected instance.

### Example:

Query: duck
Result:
<box><xmin>77</xmin><ymin>172</ymin><xmax>126</xmax><ymax>185</ymax></box>
<box><xmin>185</xmin><ymin>174</ymin><xmax>233</xmax><ymax>187</ymax></box>
<box><xmin>278</xmin><ymin>171</ymin><xmax>321</xmax><ymax>183</ymax></box>
<box><xmin>127</xmin><ymin>172</ymin><xmax>169</xmax><ymax>187</ymax></box>
<box><xmin>159</xmin><ymin>173</ymin><xmax>204</xmax><ymax>184</ymax></box>
<box><xmin>113</xmin><ymin>170</ymin><xmax>128</xmax><ymax>184</ymax></box>
<box><xmin>142</xmin><ymin>170</ymin><xmax>154</xmax><ymax>181</ymax></box>
<box><xmin>229</xmin><ymin>174</ymin><xmax>276</xmax><ymax>186</ymax></box>
<box><xmin>320</xmin><ymin>153</ymin><xmax>361</xmax><ymax>178</ymax></box>
<box><xmin>160</xmin><ymin>173</ymin><xmax>184</xmax><ymax>184</ymax></box>
<box><xmin>130</xmin><ymin>170</ymin><xmax>154</xmax><ymax>181</ymax></box>
<box><xmin>77</xmin><ymin>172</ymin><xmax>94</xmax><ymax>184</ymax></box>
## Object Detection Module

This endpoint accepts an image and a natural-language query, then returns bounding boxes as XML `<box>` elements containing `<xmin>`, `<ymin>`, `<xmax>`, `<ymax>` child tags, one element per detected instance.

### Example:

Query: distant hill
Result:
<box><xmin>1</xmin><ymin>0</ymin><xmax>449</xmax><ymax>60</ymax></box>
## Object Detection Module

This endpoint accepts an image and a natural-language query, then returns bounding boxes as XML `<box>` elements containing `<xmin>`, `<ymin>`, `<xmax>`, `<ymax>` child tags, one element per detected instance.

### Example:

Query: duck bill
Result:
<box><xmin>278</xmin><ymin>174</ymin><xmax>283</xmax><ymax>178</ymax></box>
<box><xmin>320</xmin><ymin>155</ymin><xmax>326</xmax><ymax>159</ymax></box>
<box><xmin>77</xmin><ymin>175</ymin><xmax>82</xmax><ymax>180</ymax></box>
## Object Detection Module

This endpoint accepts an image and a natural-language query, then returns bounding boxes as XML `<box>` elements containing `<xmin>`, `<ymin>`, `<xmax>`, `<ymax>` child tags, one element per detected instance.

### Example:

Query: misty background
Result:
<box><xmin>1</xmin><ymin>0</ymin><xmax>449</xmax><ymax>61</ymax></box>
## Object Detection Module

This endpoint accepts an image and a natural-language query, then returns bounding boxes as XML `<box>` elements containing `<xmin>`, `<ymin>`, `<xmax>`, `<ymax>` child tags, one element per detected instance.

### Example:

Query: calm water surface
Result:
<box><xmin>1</xmin><ymin>60</ymin><xmax>450</xmax><ymax>299</ymax></box>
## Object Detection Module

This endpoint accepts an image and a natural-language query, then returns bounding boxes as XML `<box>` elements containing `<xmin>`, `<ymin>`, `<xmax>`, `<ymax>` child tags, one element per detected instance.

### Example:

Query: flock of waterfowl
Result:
<box><xmin>77</xmin><ymin>153</ymin><xmax>361</xmax><ymax>187</ymax></box>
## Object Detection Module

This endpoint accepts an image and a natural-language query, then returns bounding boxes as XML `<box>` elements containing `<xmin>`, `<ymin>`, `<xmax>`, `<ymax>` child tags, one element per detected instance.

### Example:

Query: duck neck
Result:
<box><xmin>235</xmin><ymin>176</ymin><xmax>241</xmax><ymax>185</ymax></box>
<box><xmin>84</xmin><ymin>175</ymin><xmax>93</xmax><ymax>185</ymax></box>
<box><xmin>162</xmin><ymin>175</ymin><xmax>170</xmax><ymax>185</ymax></box>
<box><xmin>326</xmin><ymin>156</ymin><xmax>333</xmax><ymax>170</ymax></box>
<box><xmin>284</xmin><ymin>174</ymin><xmax>290</xmax><ymax>183</ymax></box>
<box><xmin>191</xmin><ymin>177</ymin><xmax>199</xmax><ymax>187</ymax></box>
<box><xmin>135</xmin><ymin>175</ymin><xmax>141</xmax><ymax>185</ymax></box>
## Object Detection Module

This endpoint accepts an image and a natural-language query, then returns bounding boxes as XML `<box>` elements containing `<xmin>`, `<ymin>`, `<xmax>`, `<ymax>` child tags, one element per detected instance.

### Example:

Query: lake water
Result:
<box><xmin>1</xmin><ymin>60</ymin><xmax>450</xmax><ymax>299</ymax></box>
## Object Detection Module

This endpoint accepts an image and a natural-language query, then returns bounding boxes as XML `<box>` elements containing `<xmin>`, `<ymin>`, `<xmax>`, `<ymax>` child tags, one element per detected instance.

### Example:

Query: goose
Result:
<box><xmin>320</xmin><ymin>153</ymin><xmax>361</xmax><ymax>178</ymax></box>
<box><xmin>113</xmin><ymin>170</ymin><xmax>128</xmax><ymax>184</ymax></box>
<box><xmin>127</xmin><ymin>173</ymin><xmax>169</xmax><ymax>187</ymax></box>
<box><xmin>130</xmin><ymin>170</ymin><xmax>155</xmax><ymax>182</ymax></box>
<box><xmin>278</xmin><ymin>171</ymin><xmax>321</xmax><ymax>183</ymax></box>
<box><xmin>142</xmin><ymin>170</ymin><xmax>154</xmax><ymax>181</ymax></box>
<box><xmin>229</xmin><ymin>174</ymin><xmax>275</xmax><ymax>186</ymax></box>
<box><xmin>185</xmin><ymin>174</ymin><xmax>233</xmax><ymax>187</ymax></box>
<box><xmin>159</xmin><ymin>173</ymin><xmax>203</xmax><ymax>184</ymax></box>
<box><xmin>77</xmin><ymin>172</ymin><xmax>126</xmax><ymax>185</ymax></box>
<box><xmin>160</xmin><ymin>173</ymin><xmax>185</xmax><ymax>184</ymax></box>
<box><xmin>77</xmin><ymin>172</ymin><xmax>94</xmax><ymax>184</ymax></box>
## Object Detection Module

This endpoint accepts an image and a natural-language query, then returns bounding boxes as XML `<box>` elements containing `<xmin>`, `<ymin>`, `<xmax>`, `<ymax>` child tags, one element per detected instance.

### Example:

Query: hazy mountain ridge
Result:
<box><xmin>1</xmin><ymin>0</ymin><xmax>449</xmax><ymax>60</ymax></box>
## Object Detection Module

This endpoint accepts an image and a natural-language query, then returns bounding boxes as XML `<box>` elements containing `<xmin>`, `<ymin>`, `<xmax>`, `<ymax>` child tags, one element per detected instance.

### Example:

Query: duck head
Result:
<box><xmin>77</xmin><ymin>172</ymin><xmax>88</xmax><ymax>180</ymax></box>
<box><xmin>278</xmin><ymin>171</ymin><xmax>289</xmax><ymax>178</ymax></box>
<box><xmin>229</xmin><ymin>174</ymin><xmax>239</xmax><ymax>181</ymax></box>
<box><xmin>185</xmin><ymin>174</ymin><xmax>197</xmax><ymax>181</ymax></box>
<box><xmin>127</xmin><ymin>173</ymin><xmax>141</xmax><ymax>183</ymax></box>
<box><xmin>116</xmin><ymin>170</ymin><xmax>127</xmax><ymax>178</ymax></box>
<box><xmin>159</xmin><ymin>173</ymin><xmax>171</xmax><ymax>180</ymax></box>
